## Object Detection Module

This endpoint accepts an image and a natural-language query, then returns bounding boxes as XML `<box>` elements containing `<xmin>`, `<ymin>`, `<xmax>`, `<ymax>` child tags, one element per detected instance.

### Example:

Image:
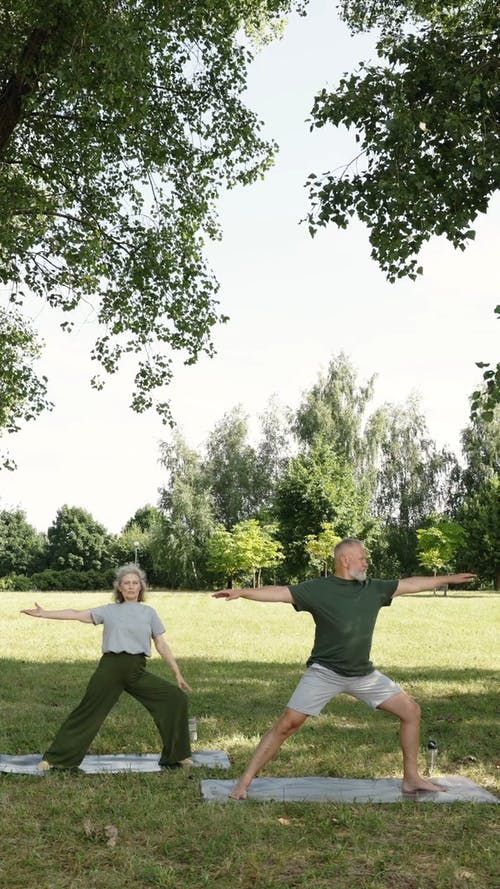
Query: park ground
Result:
<box><xmin>0</xmin><ymin>590</ymin><xmax>498</xmax><ymax>889</ymax></box>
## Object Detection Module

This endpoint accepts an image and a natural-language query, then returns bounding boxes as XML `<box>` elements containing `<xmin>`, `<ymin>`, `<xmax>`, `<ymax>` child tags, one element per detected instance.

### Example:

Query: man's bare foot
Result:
<box><xmin>228</xmin><ymin>781</ymin><xmax>249</xmax><ymax>800</ymax></box>
<box><xmin>402</xmin><ymin>775</ymin><xmax>446</xmax><ymax>793</ymax></box>
<box><xmin>178</xmin><ymin>757</ymin><xmax>194</xmax><ymax>766</ymax></box>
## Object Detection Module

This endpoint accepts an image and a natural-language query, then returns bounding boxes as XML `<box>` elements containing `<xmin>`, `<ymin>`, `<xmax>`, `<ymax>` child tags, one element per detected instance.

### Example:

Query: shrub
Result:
<box><xmin>29</xmin><ymin>568</ymin><xmax>114</xmax><ymax>591</ymax></box>
<box><xmin>0</xmin><ymin>574</ymin><xmax>34</xmax><ymax>591</ymax></box>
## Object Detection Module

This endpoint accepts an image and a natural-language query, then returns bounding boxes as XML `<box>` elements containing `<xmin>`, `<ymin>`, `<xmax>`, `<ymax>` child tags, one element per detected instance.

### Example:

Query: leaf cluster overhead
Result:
<box><xmin>0</xmin><ymin>0</ymin><xmax>305</xmax><ymax>419</ymax></box>
<box><xmin>0</xmin><ymin>307</ymin><xmax>51</xmax><ymax>468</ymax></box>
<box><xmin>308</xmin><ymin>1</ymin><xmax>499</xmax><ymax>281</ymax></box>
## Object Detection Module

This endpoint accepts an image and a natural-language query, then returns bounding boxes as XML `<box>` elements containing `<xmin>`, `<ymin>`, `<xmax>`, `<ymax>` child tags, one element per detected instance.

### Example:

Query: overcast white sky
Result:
<box><xmin>1</xmin><ymin>0</ymin><xmax>498</xmax><ymax>535</ymax></box>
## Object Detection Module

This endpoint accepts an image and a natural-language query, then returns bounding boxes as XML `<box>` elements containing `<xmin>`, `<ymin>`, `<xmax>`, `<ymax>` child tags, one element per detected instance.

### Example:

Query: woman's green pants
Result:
<box><xmin>44</xmin><ymin>652</ymin><xmax>191</xmax><ymax>768</ymax></box>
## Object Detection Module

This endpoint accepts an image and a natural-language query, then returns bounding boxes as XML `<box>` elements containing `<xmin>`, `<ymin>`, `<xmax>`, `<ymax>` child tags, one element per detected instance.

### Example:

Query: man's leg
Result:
<box><xmin>377</xmin><ymin>691</ymin><xmax>446</xmax><ymax>792</ymax></box>
<box><xmin>229</xmin><ymin>708</ymin><xmax>308</xmax><ymax>799</ymax></box>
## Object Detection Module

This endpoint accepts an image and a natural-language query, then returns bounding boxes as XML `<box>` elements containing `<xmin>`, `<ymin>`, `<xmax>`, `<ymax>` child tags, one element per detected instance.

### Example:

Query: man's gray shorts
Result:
<box><xmin>287</xmin><ymin>663</ymin><xmax>403</xmax><ymax>715</ymax></box>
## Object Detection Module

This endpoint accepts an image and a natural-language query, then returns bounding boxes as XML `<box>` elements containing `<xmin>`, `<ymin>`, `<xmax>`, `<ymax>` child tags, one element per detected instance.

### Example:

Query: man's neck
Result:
<box><xmin>333</xmin><ymin>568</ymin><xmax>352</xmax><ymax>580</ymax></box>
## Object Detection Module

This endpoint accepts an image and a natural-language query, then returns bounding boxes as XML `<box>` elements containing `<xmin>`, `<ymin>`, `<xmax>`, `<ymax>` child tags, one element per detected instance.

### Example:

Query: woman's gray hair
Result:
<box><xmin>113</xmin><ymin>564</ymin><xmax>148</xmax><ymax>602</ymax></box>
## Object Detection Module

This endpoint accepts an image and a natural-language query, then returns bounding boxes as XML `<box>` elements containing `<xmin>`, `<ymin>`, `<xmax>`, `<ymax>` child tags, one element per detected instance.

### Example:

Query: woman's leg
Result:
<box><xmin>44</xmin><ymin>654</ymin><xmax>125</xmax><ymax>767</ymax></box>
<box><xmin>127</xmin><ymin>669</ymin><xmax>191</xmax><ymax>766</ymax></box>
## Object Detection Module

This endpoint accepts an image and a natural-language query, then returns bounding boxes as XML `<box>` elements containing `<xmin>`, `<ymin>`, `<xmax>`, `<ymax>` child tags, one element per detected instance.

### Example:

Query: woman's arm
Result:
<box><xmin>153</xmin><ymin>634</ymin><xmax>192</xmax><ymax>692</ymax></box>
<box><xmin>21</xmin><ymin>602</ymin><xmax>94</xmax><ymax>623</ymax></box>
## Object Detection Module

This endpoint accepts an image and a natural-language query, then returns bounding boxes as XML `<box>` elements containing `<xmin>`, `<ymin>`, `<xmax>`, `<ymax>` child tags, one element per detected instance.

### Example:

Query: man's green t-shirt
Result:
<box><xmin>288</xmin><ymin>576</ymin><xmax>398</xmax><ymax>677</ymax></box>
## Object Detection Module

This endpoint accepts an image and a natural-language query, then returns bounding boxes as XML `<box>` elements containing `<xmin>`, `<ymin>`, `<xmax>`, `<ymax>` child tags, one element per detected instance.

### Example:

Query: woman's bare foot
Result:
<box><xmin>36</xmin><ymin>759</ymin><xmax>52</xmax><ymax>771</ymax></box>
<box><xmin>228</xmin><ymin>781</ymin><xmax>249</xmax><ymax>800</ymax></box>
<box><xmin>403</xmin><ymin>775</ymin><xmax>446</xmax><ymax>793</ymax></box>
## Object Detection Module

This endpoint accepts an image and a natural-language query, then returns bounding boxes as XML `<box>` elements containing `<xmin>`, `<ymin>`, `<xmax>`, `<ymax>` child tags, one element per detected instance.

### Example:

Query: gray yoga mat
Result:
<box><xmin>201</xmin><ymin>775</ymin><xmax>498</xmax><ymax>804</ymax></box>
<box><xmin>0</xmin><ymin>750</ymin><xmax>230</xmax><ymax>775</ymax></box>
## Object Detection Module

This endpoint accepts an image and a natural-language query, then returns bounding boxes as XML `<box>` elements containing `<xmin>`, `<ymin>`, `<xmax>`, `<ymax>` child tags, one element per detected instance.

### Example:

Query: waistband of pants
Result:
<box><xmin>101</xmin><ymin>651</ymin><xmax>147</xmax><ymax>659</ymax></box>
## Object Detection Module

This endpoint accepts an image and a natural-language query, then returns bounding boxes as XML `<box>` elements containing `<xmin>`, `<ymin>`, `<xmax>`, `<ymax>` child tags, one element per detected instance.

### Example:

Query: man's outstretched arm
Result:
<box><xmin>394</xmin><ymin>573</ymin><xmax>476</xmax><ymax>596</ymax></box>
<box><xmin>212</xmin><ymin>585</ymin><xmax>294</xmax><ymax>603</ymax></box>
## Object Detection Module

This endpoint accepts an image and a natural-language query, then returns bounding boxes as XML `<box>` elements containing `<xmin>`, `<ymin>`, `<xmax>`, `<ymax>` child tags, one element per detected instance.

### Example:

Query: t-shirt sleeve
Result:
<box><xmin>287</xmin><ymin>581</ymin><xmax>315</xmax><ymax>613</ymax></box>
<box><xmin>90</xmin><ymin>604</ymin><xmax>109</xmax><ymax>625</ymax></box>
<box><xmin>150</xmin><ymin>608</ymin><xmax>166</xmax><ymax>637</ymax></box>
<box><xmin>379</xmin><ymin>579</ymin><xmax>398</xmax><ymax>606</ymax></box>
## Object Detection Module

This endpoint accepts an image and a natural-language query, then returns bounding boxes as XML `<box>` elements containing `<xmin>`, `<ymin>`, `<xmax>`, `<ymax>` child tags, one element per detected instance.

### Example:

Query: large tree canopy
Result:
<box><xmin>308</xmin><ymin>0</ymin><xmax>499</xmax><ymax>417</ymax></box>
<box><xmin>308</xmin><ymin>0</ymin><xmax>499</xmax><ymax>280</ymax></box>
<box><xmin>0</xmin><ymin>0</ymin><xmax>304</xmax><ymax>420</ymax></box>
<box><xmin>0</xmin><ymin>508</ymin><xmax>46</xmax><ymax>575</ymax></box>
<box><xmin>46</xmin><ymin>504</ymin><xmax>111</xmax><ymax>570</ymax></box>
<box><xmin>293</xmin><ymin>352</ymin><xmax>376</xmax><ymax>472</ymax></box>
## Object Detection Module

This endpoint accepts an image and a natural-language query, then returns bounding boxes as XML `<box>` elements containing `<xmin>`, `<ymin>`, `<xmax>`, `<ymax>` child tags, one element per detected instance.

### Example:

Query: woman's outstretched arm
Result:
<box><xmin>21</xmin><ymin>602</ymin><xmax>94</xmax><ymax>623</ymax></box>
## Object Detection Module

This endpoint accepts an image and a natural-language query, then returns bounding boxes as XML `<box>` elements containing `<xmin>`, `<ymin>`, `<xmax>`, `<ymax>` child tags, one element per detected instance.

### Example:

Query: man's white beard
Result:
<box><xmin>351</xmin><ymin>570</ymin><xmax>367</xmax><ymax>582</ymax></box>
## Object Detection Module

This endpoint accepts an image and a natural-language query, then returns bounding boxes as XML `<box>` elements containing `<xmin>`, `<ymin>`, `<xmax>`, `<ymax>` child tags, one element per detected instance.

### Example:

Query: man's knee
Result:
<box><xmin>379</xmin><ymin>691</ymin><xmax>421</xmax><ymax>722</ymax></box>
<box><xmin>276</xmin><ymin>708</ymin><xmax>308</xmax><ymax>738</ymax></box>
<box><xmin>408</xmin><ymin>697</ymin><xmax>421</xmax><ymax>720</ymax></box>
<box><xmin>398</xmin><ymin>695</ymin><xmax>421</xmax><ymax>722</ymax></box>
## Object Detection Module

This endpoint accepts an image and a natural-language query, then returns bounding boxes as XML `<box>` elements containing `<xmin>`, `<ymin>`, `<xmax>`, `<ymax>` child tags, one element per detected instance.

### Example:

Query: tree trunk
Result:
<box><xmin>0</xmin><ymin>29</ymin><xmax>50</xmax><ymax>151</ymax></box>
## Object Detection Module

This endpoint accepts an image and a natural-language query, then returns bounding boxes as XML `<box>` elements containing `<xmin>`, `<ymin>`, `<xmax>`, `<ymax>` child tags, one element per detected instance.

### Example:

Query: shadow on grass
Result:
<box><xmin>399</xmin><ymin>593</ymin><xmax>495</xmax><ymax>599</ymax></box>
<box><xmin>1</xmin><ymin>658</ymin><xmax>498</xmax><ymax>784</ymax></box>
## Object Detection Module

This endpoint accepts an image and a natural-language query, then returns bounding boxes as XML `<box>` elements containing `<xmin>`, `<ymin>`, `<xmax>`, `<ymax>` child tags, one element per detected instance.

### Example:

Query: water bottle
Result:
<box><xmin>425</xmin><ymin>739</ymin><xmax>438</xmax><ymax>775</ymax></box>
<box><xmin>188</xmin><ymin>717</ymin><xmax>198</xmax><ymax>742</ymax></box>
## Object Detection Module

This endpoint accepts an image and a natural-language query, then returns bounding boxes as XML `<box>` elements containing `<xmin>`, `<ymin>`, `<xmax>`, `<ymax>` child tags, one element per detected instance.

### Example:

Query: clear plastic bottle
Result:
<box><xmin>425</xmin><ymin>739</ymin><xmax>438</xmax><ymax>775</ymax></box>
<box><xmin>188</xmin><ymin>717</ymin><xmax>198</xmax><ymax>742</ymax></box>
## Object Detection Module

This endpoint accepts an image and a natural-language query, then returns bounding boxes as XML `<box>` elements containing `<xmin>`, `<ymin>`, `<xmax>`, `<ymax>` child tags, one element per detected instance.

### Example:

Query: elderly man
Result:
<box><xmin>214</xmin><ymin>537</ymin><xmax>475</xmax><ymax>799</ymax></box>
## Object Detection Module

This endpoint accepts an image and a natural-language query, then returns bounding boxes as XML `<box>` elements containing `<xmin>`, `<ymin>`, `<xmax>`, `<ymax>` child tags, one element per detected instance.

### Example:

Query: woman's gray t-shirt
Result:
<box><xmin>90</xmin><ymin>603</ymin><xmax>165</xmax><ymax>656</ymax></box>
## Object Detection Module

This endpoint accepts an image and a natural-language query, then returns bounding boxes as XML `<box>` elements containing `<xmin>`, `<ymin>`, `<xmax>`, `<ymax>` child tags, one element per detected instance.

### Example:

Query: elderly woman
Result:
<box><xmin>21</xmin><ymin>564</ymin><xmax>192</xmax><ymax>770</ymax></box>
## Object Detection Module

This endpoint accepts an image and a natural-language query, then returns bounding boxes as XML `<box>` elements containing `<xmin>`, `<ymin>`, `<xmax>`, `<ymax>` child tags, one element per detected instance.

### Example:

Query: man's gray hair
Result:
<box><xmin>113</xmin><ymin>564</ymin><xmax>148</xmax><ymax>602</ymax></box>
<box><xmin>333</xmin><ymin>537</ymin><xmax>364</xmax><ymax>559</ymax></box>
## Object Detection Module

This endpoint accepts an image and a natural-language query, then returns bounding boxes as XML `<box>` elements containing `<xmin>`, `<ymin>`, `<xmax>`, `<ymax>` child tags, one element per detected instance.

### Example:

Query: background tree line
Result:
<box><xmin>1</xmin><ymin>354</ymin><xmax>498</xmax><ymax>592</ymax></box>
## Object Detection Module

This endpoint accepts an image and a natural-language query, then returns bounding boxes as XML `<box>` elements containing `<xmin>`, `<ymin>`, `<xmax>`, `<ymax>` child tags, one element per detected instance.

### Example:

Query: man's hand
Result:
<box><xmin>212</xmin><ymin>589</ymin><xmax>242</xmax><ymax>600</ymax></box>
<box><xmin>445</xmin><ymin>573</ymin><xmax>476</xmax><ymax>584</ymax></box>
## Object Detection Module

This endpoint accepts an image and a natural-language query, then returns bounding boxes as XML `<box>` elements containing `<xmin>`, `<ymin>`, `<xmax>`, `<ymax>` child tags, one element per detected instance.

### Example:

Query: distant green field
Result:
<box><xmin>1</xmin><ymin>590</ymin><xmax>498</xmax><ymax>889</ymax></box>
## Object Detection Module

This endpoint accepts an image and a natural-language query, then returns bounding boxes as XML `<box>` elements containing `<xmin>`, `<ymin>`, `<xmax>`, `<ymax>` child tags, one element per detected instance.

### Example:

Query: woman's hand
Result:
<box><xmin>20</xmin><ymin>604</ymin><xmax>93</xmax><ymax>622</ymax></box>
<box><xmin>20</xmin><ymin>602</ymin><xmax>45</xmax><ymax>618</ymax></box>
<box><xmin>177</xmin><ymin>673</ymin><xmax>193</xmax><ymax>693</ymax></box>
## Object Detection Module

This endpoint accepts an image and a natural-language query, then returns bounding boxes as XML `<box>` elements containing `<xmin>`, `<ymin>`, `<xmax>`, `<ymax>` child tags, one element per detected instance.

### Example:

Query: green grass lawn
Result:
<box><xmin>1</xmin><ymin>590</ymin><xmax>498</xmax><ymax>889</ymax></box>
